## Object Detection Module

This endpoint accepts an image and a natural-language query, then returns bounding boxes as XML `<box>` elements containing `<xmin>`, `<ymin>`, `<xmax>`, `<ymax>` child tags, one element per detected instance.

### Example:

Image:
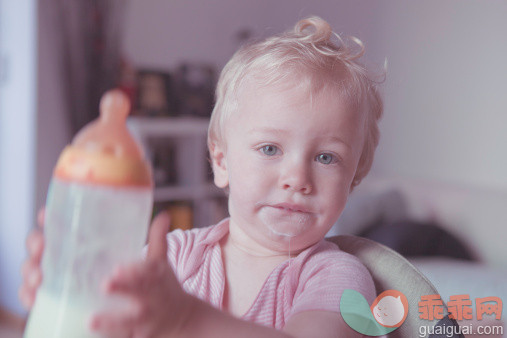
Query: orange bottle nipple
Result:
<box><xmin>54</xmin><ymin>89</ymin><xmax>153</xmax><ymax>187</ymax></box>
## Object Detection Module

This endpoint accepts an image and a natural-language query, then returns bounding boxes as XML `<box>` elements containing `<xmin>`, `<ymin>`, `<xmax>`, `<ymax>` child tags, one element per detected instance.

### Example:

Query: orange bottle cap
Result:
<box><xmin>54</xmin><ymin>90</ymin><xmax>153</xmax><ymax>187</ymax></box>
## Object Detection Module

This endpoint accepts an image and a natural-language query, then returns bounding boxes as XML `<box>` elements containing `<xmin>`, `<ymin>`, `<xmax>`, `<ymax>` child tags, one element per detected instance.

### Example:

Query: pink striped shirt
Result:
<box><xmin>165</xmin><ymin>218</ymin><xmax>376</xmax><ymax>330</ymax></box>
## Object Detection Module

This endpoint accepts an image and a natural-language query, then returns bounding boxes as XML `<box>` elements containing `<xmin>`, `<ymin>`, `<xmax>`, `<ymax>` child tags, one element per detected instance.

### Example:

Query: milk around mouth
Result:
<box><xmin>259</xmin><ymin>205</ymin><xmax>315</xmax><ymax>237</ymax></box>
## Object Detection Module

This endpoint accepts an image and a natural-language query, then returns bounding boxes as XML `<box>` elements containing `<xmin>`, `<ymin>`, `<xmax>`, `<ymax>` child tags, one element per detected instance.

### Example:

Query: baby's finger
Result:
<box><xmin>146</xmin><ymin>212</ymin><xmax>170</xmax><ymax>262</ymax></box>
<box><xmin>37</xmin><ymin>207</ymin><xmax>45</xmax><ymax>229</ymax></box>
<box><xmin>21</xmin><ymin>260</ymin><xmax>42</xmax><ymax>287</ymax></box>
<box><xmin>89</xmin><ymin>311</ymin><xmax>136</xmax><ymax>336</ymax></box>
<box><xmin>26</xmin><ymin>231</ymin><xmax>44</xmax><ymax>261</ymax></box>
<box><xmin>18</xmin><ymin>284</ymin><xmax>36</xmax><ymax>310</ymax></box>
<box><xmin>103</xmin><ymin>264</ymin><xmax>148</xmax><ymax>296</ymax></box>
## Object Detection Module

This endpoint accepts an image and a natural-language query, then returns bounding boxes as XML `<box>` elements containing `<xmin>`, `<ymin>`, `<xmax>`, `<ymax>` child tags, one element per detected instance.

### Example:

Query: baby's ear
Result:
<box><xmin>209</xmin><ymin>141</ymin><xmax>229</xmax><ymax>188</ymax></box>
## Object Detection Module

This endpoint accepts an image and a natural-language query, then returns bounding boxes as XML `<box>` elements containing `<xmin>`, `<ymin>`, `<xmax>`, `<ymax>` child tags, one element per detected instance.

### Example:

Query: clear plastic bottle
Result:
<box><xmin>24</xmin><ymin>90</ymin><xmax>154</xmax><ymax>338</ymax></box>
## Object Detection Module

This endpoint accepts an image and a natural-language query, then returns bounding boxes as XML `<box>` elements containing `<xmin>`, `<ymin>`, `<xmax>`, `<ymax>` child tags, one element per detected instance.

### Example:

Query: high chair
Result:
<box><xmin>326</xmin><ymin>235</ymin><xmax>463</xmax><ymax>338</ymax></box>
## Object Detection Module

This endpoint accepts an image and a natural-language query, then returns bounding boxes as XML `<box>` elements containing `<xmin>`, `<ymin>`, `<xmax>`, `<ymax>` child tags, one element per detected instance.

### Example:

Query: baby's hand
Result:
<box><xmin>90</xmin><ymin>212</ymin><xmax>192</xmax><ymax>338</ymax></box>
<box><xmin>19</xmin><ymin>208</ymin><xmax>45</xmax><ymax>309</ymax></box>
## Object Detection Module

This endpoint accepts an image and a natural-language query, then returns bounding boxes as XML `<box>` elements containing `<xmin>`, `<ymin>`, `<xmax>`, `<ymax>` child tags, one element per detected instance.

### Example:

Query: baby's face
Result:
<box><xmin>214</xmin><ymin>78</ymin><xmax>365</xmax><ymax>252</ymax></box>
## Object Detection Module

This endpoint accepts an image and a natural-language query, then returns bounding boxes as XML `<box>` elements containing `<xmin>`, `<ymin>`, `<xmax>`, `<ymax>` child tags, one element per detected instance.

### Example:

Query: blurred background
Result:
<box><xmin>1</xmin><ymin>0</ymin><xmax>506</xmax><ymax>335</ymax></box>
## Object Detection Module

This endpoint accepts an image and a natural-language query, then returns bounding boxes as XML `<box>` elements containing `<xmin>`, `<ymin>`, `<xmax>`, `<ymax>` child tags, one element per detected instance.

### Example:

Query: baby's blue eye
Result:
<box><xmin>261</xmin><ymin>145</ymin><xmax>278</xmax><ymax>156</ymax></box>
<box><xmin>316</xmin><ymin>153</ymin><xmax>335</xmax><ymax>165</ymax></box>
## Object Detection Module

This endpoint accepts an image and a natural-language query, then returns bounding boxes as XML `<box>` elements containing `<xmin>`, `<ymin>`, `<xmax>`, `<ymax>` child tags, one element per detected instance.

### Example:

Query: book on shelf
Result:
<box><xmin>153</xmin><ymin>201</ymin><xmax>193</xmax><ymax>231</ymax></box>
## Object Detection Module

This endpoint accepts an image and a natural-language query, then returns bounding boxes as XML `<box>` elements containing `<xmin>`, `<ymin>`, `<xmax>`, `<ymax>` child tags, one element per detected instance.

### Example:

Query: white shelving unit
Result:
<box><xmin>127</xmin><ymin>116</ymin><xmax>227</xmax><ymax>228</ymax></box>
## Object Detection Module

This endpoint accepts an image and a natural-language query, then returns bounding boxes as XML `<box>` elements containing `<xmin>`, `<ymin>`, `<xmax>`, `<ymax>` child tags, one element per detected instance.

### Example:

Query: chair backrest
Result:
<box><xmin>326</xmin><ymin>235</ymin><xmax>450</xmax><ymax>338</ymax></box>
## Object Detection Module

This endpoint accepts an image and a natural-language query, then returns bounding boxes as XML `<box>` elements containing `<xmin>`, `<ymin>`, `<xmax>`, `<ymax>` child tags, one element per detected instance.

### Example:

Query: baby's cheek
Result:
<box><xmin>228</xmin><ymin>169</ymin><xmax>263</xmax><ymax>203</ymax></box>
<box><xmin>230</xmin><ymin>165</ymin><xmax>260</xmax><ymax>191</ymax></box>
<box><xmin>233</xmin><ymin>158</ymin><xmax>272</xmax><ymax>189</ymax></box>
<box><xmin>324</xmin><ymin>182</ymin><xmax>348</xmax><ymax>206</ymax></box>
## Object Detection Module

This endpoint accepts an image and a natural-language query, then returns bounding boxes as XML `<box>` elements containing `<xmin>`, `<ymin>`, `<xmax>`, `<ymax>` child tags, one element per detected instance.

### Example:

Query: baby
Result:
<box><xmin>20</xmin><ymin>16</ymin><xmax>383</xmax><ymax>337</ymax></box>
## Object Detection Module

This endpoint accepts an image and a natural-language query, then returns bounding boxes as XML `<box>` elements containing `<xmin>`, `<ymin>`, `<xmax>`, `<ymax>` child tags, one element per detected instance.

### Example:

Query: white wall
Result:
<box><xmin>0</xmin><ymin>0</ymin><xmax>37</xmax><ymax>314</ymax></box>
<box><xmin>123</xmin><ymin>0</ymin><xmax>382</xmax><ymax>70</ymax></box>
<box><xmin>371</xmin><ymin>0</ymin><xmax>507</xmax><ymax>192</ymax></box>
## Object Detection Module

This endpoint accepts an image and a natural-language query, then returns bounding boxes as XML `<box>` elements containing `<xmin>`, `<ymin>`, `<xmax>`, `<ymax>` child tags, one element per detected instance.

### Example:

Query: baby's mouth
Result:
<box><xmin>270</xmin><ymin>202</ymin><xmax>312</xmax><ymax>214</ymax></box>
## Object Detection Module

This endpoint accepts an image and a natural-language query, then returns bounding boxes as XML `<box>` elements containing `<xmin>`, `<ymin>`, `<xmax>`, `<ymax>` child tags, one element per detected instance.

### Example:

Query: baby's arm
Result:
<box><xmin>176</xmin><ymin>296</ymin><xmax>291</xmax><ymax>338</ymax></box>
<box><xmin>180</xmin><ymin>300</ymin><xmax>361</xmax><ymax>338</ymax></box>
<box><xmin>284</xmin><ymin>310</ymin><xmax>363</xmax><ymax>338</ymax></box>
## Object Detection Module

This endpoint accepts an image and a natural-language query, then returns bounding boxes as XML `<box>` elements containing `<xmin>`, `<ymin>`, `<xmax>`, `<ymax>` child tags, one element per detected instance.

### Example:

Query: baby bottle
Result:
<box><xmin>24</xmin><ymin>90</ymin><xmax>153</xmax><ymax>338</ymax></box>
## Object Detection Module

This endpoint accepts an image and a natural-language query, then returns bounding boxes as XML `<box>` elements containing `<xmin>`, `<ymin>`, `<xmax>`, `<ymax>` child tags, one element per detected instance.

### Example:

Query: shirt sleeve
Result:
<box><xmin>290</xmin><ymin>249</ymin><xmax>376</xmax><ymax>316</ymax></box>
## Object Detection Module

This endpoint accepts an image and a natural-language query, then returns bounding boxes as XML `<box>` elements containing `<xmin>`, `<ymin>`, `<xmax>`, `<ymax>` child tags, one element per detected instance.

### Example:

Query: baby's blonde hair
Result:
<box><xmin>208</xmin><ymin>16</ymin><xmax>383</xmax><ymax>190</ymax></box>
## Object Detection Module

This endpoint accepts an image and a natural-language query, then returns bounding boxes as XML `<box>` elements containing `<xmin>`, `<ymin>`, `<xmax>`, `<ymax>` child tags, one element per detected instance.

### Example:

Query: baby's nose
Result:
<box><xmin>279</xmin><ymin>161</ymin><xmax>312</xmax><ymax>194</ymax></box>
